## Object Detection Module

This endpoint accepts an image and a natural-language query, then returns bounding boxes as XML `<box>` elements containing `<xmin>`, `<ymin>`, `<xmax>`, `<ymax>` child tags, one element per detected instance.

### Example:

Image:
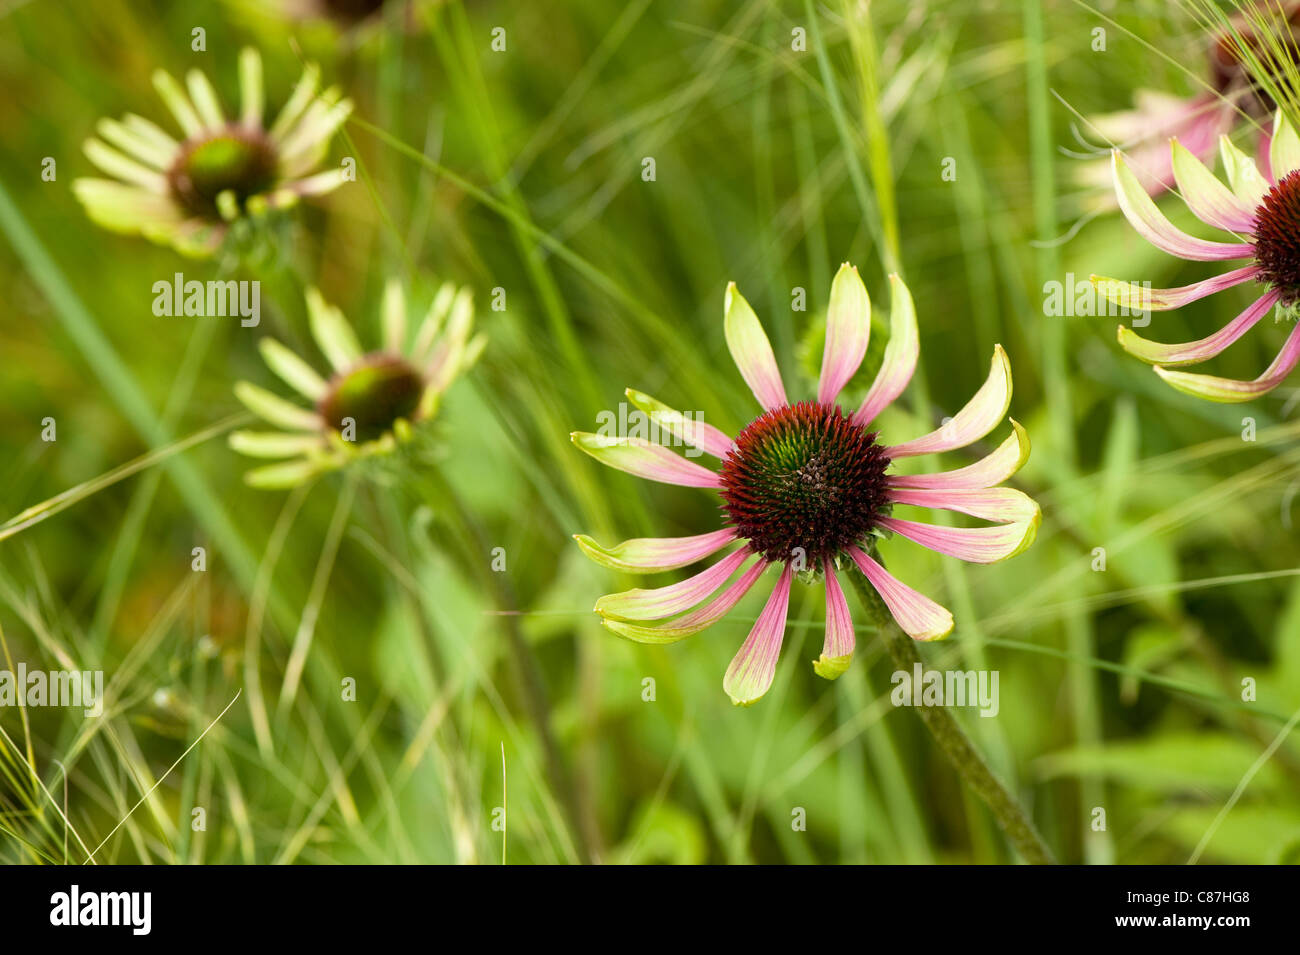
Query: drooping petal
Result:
<box><xmin>574</xmin><ymin>527</ymin><xmax>738</xmax><ymax>574</ymax></box>
<box><xmin>1220</xmin><ymin>134</ymin><xmax>1271</xmax><ymax>208</ymax></box>
<box><xmin>1170</xmin><ymin>138</ymin><xmax>1256</xmax><ymax>233</ymax></box>
<box><xmin>817</xmin><ymin>263</ymin><xmax>871</xmax><ymax>406</ymax></box>
<box><xmin>601</xmin><ymin>559</ymin><xmax>769</xmax><ymax>645</ymax></box>
<box><xmin>229</xmin><ymin>430</ymin><xmax>326</xmax><ymax>458</ymax></box>
<box><xmin>1092</xmin><ymin>265</ymin><xmax>1260</xmax><ymax>312</ymax></box>
<box><xmin>595</xmin><ymin>546</ymin><xmax>753</xmax><ymax>621</ymax></box>
<box><xmin>847</xmin><ymin>547</ymin><xmax>953</xmax><ymax>641</ymax></box>
<box><xmin>853</xmin><ymin>273</ymin><xmax>918</xmax><ymax>427</ymax></box>
<box><xmin>888</xmin><ymin>486</ymin><xmax>1039</xmax><ymax>524</ymax></box>
<box><xmin>1116</xmin><ymin>290</ymin><xmax>1279</xmax><ymax>366</ymax></box>
<box><xmin>723</xmin><ymin>563</ymin><xmax>793</xmax><ymax>706</ymax></box>
<box><xmin>724</xmin><ymin>281</ymin><xmax>787</xmax><ymax>411</ymax></box>
<box><xmin>1153</xmin><ymin>318</ymin><xmax>1300</xmax><ymax>402</ymax></box>
<box><xmin>571</xmin><ymin>433</ymin><xmax>722</xmax><ymax>488</ymax></box>
<box><xmin>239</xmin><ymin>47</ymin><xmax>263</xmax><ymax>128</ymax></box>
<box><xmin>1270</xmin><ymin>110</ymin><xmax>1300</xmax><ymax>182</ymax></box>
<box><xmin>381</xmin><ymin>279</ymin><xmax>407</xmax><ymax>353</ymax></box>
<box><xmin>151</xmin><ymin>69</ymin><xmax>203</xmax><ymax>138</ymax></box>
<box><xmin>888</xmin><ymin>420</ymin><xmax>1030</xmax><ymax>490</ymax></box>
<box><xmin>258</xmin><ymin>338</ymin><xmax>328</xmax><ymax>401</ymax></box>
<box><xmin>305</xmin><ymin>288</ymin><xmax>363</xmax><ymax>373</ymax></box>
<box><xmin>813</xmin><ymin>561</ymin><xmax>855</xmax><ymax>680</ymax></box>
<box><xmin>624</xmin><ymin>389</ymin><xmax>734</xmax><ymax>458</ymax></box>
<box><xmin>233</xmin><ymin>381</ymin><xmax>322</xmax><ymax>431</ymax></box>
<box><xmin>286</xmin><ymin>168</ymin><xmax>350</xmax><ymax>197</ymax></box>
<box><xmin>1111</xmin><ymin>150</ymin><xmax>1254</xmax><ymax>261</ymax></box>
<box><xmin>879</xmin><ymin>515</ymin><xmax>1038</xmax><ymax>563</ymax></box>
<box><xmin>887</xmin><ymin>344</ymin><xmax>1011</xmax><ymax>458</ymax></box>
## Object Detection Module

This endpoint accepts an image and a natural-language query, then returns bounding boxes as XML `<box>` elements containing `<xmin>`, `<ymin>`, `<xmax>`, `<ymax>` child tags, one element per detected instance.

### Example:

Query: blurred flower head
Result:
<box><xmin>230</xmin><ymin>279</ymin><xmax>484</xmax><ymax>487</ymax></box>
<box><xmin>572</xmin><ymin>264</ymin><xmax>1038</xmax><ymax>705</ymax></box>
<box><xmin>1094</xmin><ymin>111</ymin><xmax>1300</xmax><ymax>402</ymax></box>
<box><xmin>73</xmin><ymin>48</ymin><xmax>352</xmax><ymax>258</ymax></box>
<box><xmin>1076</xmin><ymin>2</ymin><xmax>1300</xmax><ymax>204</ymax></box>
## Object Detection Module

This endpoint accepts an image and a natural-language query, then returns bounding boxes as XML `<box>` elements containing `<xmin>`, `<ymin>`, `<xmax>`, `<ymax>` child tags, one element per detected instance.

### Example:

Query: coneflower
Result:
<box><xmin>572</xmin><ymin>264</ymin><xmax>1038</xmax><ymax>705</ymax></box>
<box><xmin>230</xmin><ymin>280</ymin><xmax>483</xmax><ymax>487</ymax></box>
<box><xmin>73</xmin><ymin>48</ymin><xmax>351</xmax><ymax>257</ymax></box>
<box><xmin>1093</xmin><ymin>111</ymin><xmax>1300</xmax><ymax>401</ymax></box>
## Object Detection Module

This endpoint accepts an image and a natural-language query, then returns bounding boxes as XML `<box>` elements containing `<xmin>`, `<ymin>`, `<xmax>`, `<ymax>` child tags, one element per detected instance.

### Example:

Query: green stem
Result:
<box><xmin>844</xmin><ymin>571</ymin><xmax>1056</xmax><ymax>865</ymax></box>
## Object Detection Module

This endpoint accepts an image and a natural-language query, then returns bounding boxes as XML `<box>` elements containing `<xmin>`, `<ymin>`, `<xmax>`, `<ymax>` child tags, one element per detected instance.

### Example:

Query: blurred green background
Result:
<box><xmin>1</xmin><ymin>0</ymin><xmax>1299</xmax><ymax>864</ymax></box>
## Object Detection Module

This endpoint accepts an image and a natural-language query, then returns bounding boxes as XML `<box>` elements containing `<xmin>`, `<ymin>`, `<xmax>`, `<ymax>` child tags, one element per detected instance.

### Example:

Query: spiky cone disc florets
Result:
<box><xmin>1252</xmin><ymin>170</ymin><xmax>1300</xmax><ymax>305</ymax></box>
<box><xmin>230</xmin><ymin>280</ymin><xmax>484</xmax><ymax>488</ymax></box>
<box><xmin>719</xmin><ymin>401</ymin><xmax>891</xmax><ymax>566</ymax></box>
<box><xmin>72</xmin><ymin>47</ymin><xmax>353</xmax><ymax>257</ymax></box>
<box><xmin>572</xmin><ymin>264</ymin><xmax>1037</xmax><ymax>706</ymax></box>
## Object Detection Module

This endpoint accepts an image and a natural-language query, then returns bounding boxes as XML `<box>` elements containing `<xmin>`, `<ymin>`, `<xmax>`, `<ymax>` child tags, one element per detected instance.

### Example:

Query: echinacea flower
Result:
<box><xmin>571</xmin><ymin>265</ymin><xmax>1039</xmax><ymax>706</ymax></box>
<box><xmin>1078</xmin><ymin>3</ymin><xmax>1300</xmax><ymax>203</ymax></box>
<box><xmin>230</xmin><ymin>280</ymin><xmax>483</xmax><ymax>487</ymax></box>
<box><xmin>73</xmin><ymin>48</ymin><xmax>351</xmax><ymax>257</ymax></box>
<box><xmin>1093</xmin><ymin>111</ymin><xmax>1300</xmax><ymax>401</ymax></box>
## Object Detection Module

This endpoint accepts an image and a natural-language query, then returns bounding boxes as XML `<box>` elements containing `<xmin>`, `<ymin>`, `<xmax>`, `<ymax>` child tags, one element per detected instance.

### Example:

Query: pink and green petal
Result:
<box><xmin>1092</xmin><ymin>265</ymin><xmax>1259</xmax><ymax>312</ymax></box>
<box><xmin>1219</xmin><ymin>135</ymin><xmax>1270</xmax><ymax>208</ymax></box>
<box><xmin>269</xmin><ymin>63</ymin><xmax>321</xmax><ymax>141</ymax></box>
<box><xmin>624</xmin><ymin>389</ymin><xmax>734</xmax><ymax>458</ymax></box>
<box><xmin>574</xmin><ymin>527</ymin><xmax>737</xmax><ymax>574</ymax></box>
<box><xmin>594</xmin><ymin>546</ymin><xmax>753</xmax><ymax>621</ymax></box>
<box><xmin>1170</xmin><ymin>138</ymin><xmax>1256</xmax><ymax>233</ymax></box>
<box><xmin>813</xmin><ymin>562</ymin><xmax>855</xmax><ymax>680</ymax></box>
<box><xmin>724</xmin><ymin>281</ymin><xmax>788</xmax><ymax>411</ymax></box>
<box><xmin>571</xmin><ymin>432</ymin><xmax>722</xmax><ymax>488</ymax></box>
<box><xmin>887</xmin><ymin>344</ymin><xmax>1011</xmax><ymax>458</ymax></box>
<box><xmin>879</xmin><ymin>515</ymin><xmax>1039</xmax><ymax>564</ymax></box>
<box><xmin>723</xmin><ymin>563</ymin><xmax>794</xmax><ymax>706</ymax></box>
<box><xmin>601</xmin><ymin>559</ymin><xmax>769</xmax><ymax>645</ymax></box>
<box><xmin>888</xmin><ymin>486</ymin><xmax>1040</xmax><ymax>524</ymax></box>
<box><xmin>817</xmin><ymin>263</ymin><xmax>871</xmax><ymax>406</ymax></box>
<box><xmin>888</xmin><ymin>420</ymin><xmax>1030</xmax><ymax>490</ymax></box>
<box><xmin>1111</xmin><ymin>150</ymin><xmax>1254</xmax><ymax>261</ymax></box>
<box><xmin>1116</xmin><ymin>290</ymin><xmax>1279</xmax><ymax>367</ymax></box>
<box><xmin>1153</xmin><ymin>319</ymin><xmax>1300</xmax><ymax>402</ymax></box>
<box><xmin>854</xmin><ymin>273</ymin><xmax>919</xmax><ymax>428</ymax></box>
<box><xmin>848</xmin><ymin>547</ymin><xmax>953</xmax><ymax>641</ymax></box>
<box><xmin>1270</xmin><ymin>111</ymin><xmax>1300</xmax><ymax>182</ymax></box>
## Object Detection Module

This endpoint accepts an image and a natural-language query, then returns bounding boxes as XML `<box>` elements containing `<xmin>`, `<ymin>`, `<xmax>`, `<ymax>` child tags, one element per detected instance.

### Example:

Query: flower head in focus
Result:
<box><xmin>74</xmin><ymin>48</ymin><xmax>351</xmax><ymax>257</ymax></box>
<box><xmin>231</xmin><ymin>280</ymin><xmax>483</xmax><ymax>487</ymax></box>
<box><xmin>572</xmin><ymin>264</ymin><xmax>1039</xmax><ymax>706</ymax></box>
<box><xmin>1093</xmin><ymin>111</ymin><xmax>1300</xmax><ymax>401</ymax></box>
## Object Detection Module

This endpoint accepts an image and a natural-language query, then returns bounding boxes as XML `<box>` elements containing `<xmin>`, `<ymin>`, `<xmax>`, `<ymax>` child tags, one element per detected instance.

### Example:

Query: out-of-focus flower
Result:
<box><xmin>572</xmin><ymin>265</ymin><xmax>1038</xmax><ymax>705</ymax></box>
<box><xmin>74</xmin><ymin>48</ymin><xmax>351</xmax><ymax>257</ymax></box>
<box><xmin>231</xmin><ymin>280</ymin><xmax>483</xmax><ymax>487</ymax></box>
<box><xmin>1078</xmin><ymin>3</ymin><xmax>1300</xmax><ymax>202</ymax></box>
<box><xmin>1093</xmin><ymin>112</ymin><xmax>1300</xmax><ymax>402</ymax></box>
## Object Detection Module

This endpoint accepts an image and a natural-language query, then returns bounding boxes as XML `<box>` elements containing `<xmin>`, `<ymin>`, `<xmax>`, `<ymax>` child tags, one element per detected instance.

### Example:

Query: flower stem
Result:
<box><xmin>845</xmin><ymin>571</ymin><xmax>1056</xmax><ymax>864</ymax></box>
